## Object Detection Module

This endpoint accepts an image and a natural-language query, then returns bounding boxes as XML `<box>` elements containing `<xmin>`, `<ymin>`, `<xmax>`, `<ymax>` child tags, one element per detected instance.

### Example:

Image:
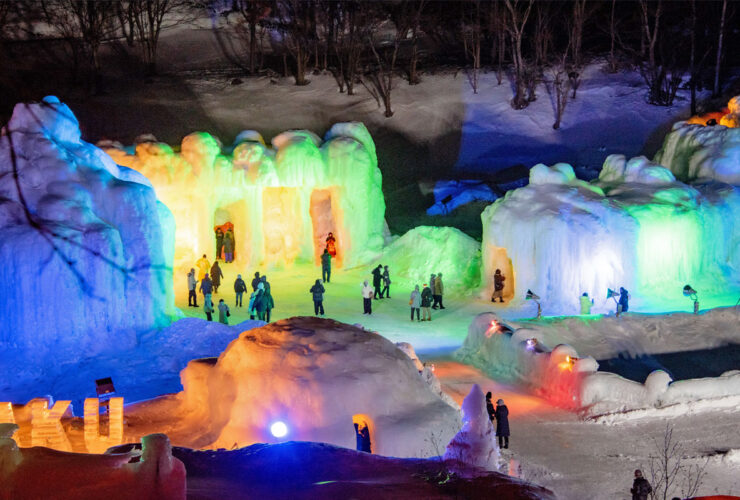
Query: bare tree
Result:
<box><xmin>364</xmin><ymin>22</ymin><xmax>399</xmax><ymax>117</ymax></box>
<box><xmin>404</xmin><ymin>0</ymin><xmax>426</xmax><ymax>85</ymax></box>
<box><xmin>567</xmin><ymin>0</ymin><xmax>592</xmax><ymax>99</ymax></box>
<box><xmin>606</xmin><ymin>0</ymin><xmax>618</xmax><ymax>73</ymax></box>
<box><xmin>503</xmin><ymin>0</ymin><xmax>534</xmax><ymax>110</ymax></box>
<box><xmin>232</xmin><ymin>0</ymin><xmax>271</xmax><ymax>75</ymax></box>
<box><xmin>712</xmin><ymin>0</ymin><xmax>727</xmax><ymax>97</ymax></box>
<box><xmin>645</xmin><ymin>424</ymin><xmax>707</xmax><ymax>500</ymax></box>
<box><xmin>275</xmin><ymin>0</ymin><xmax>316</xmax><ymax>86</ymax></box>
<box><xmin>330</xmin><ymin>1</ymin><xmax>370</xmax><ymax>95</ymax></box>
<box><xmin>461</xmin><ymin>0</ymin><xmax>482</xmax><ymax>93</ymax></box>
<box><xmin>637</xmin><ymin>0</ymin><xmax>683</xmax><ymax>106</ymax></box>
<box><xmin>491</xmin><ymin>1</ymin><xmax>506</xmax><ymax>86</ymax></box>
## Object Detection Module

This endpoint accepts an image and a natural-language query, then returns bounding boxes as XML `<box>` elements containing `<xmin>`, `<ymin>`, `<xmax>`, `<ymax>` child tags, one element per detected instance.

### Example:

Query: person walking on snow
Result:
<box><xmin>409</xmin><ymin>285</ymin><xmax>421</xmax><ymax>321</ymax></box>
<box><xmin>254</xmin><ymin>282</ymin><xmax>267</xmax><ymax>321</ymax></box>
<box><xmin>203</xmin><ymin>293</ymin><xmax>214</xmax><ymax>322</ymax></box>
<box><xmin>210</xmin><ymin>261</ymin><xmax>223</xmax><ymax>294</ymax></box>
<box><xmin>432</xmin><ymin>272</ymin><xmax>445</xmax><ymax>309</ymax></box>
<box><xmin>371</xmin><ymin>265</ymin><xmax>383</xmax><ymax>299</ymax></box>
<box><xmin>247</xmin><ymin>289</ymin><xmax>257</xmax><ymax>320</ymax></box>
<box><xmin>630</xmin><ymin>470</ymin><xmax>652</xmax><ymax>500</ymax></box>
<box><xmin>264</xmin><ymin>286</ymin><xmax>275</xmax><ymax>322</ymax></box>
<box><xmin>251</xmin><ymin>272</ymin><xmax>261</xmax><ymax>291</ymax></box>
<box><xmin>362</xmin><ymin>280</ymin><xmax>374</xmax><ymax>314</ymax></box>
<box><xmin>495</xmin><ymin>399</ymin><xmax>510</xmax><ymax>449</ymax></box>
<box><xmin>321</xmin><ymin>248</ymin><xmax>332</xmax><ymax>283</ymax></box>
<box><xmin>421</xmin><ymin>283</ymin><xmax>433</xmax><ymax>321</ymax></box>
<box><xmin>380</xmin><ymin>265</ymin><xmax>391</xmax><ymax>298</ymax></box>
<box><xmin>199</xmin><ymin>273</ymin><xmax>213</xmax><ymax>297</ymax></box>
<box><xmin>234</xmin><ymin>274</ymin><xmax>247</xmax><ymax>307</ymax></box>
<box><xmin>187</xmin><ymin>268</ymin><xmax>198</xmax><ymax>307</ymax></box>
<box><xmin>218</xmin><ymin>299</ymin><xmax>230</xmax><ymax>324</ymax></box>
<box><xmin>196</xmin><ymin>254</ymin><xmax>210</xmax><ymax>281</ymax></box>
<box><xmin>580</xmin><ymin>292</ymin><xmax>593</xmax><ymax>315</ymax></box>
<box><xmin>310</xmin><ymin>279</ymin><xmax>326</xmax><ymax>316</ymax></box>
<box><xmin>492</xmin><ymin>269</ymin><xmax>505</xmax><ymax>303</ymax></box>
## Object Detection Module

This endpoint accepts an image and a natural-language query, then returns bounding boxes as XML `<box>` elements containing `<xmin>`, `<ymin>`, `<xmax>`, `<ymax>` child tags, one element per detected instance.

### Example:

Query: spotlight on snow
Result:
<box><xmin>559</xmin><ymin>355</ymin><xmax>578</xmax><ymax>371</ymax></box>
<box><xmin>683</xmin><ymin>284</ymin><xmax>699</xmax><ymax>314</ymax></box>
<box><xmin>485</xmin><ymin>319</ymin><xmax>501</xmax><ymax>337</ymax></box>
<box><xmin>270</xmin><ymin>421</ymin><xmax>288</xmax><ymax>438</ymax></box>
<box><xmin>525</xmin><ymin>338</ymin><xmax>537</xmax><ymax>351</ymax></box>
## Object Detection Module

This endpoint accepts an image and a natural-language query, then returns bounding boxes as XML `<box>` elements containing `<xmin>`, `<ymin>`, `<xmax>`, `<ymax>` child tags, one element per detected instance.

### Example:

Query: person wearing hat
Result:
<box><xmin>420</xmin><ymin>283</ymin><xmax>433</xmax><ymax>321</ymax></box>
<box><xmin>495</xmin><ymin>398</ymin><xmax>510</xmax><ymax>449</ymax></box>
<box><xmin>234</xmin><ymin>274</ymin><xmax>247</xmax><ymax>307</ymax></box>
<box><xmin>630</xmin><ymin>469</ymin><xmax>652</xmax><ymax>500</ymax></box>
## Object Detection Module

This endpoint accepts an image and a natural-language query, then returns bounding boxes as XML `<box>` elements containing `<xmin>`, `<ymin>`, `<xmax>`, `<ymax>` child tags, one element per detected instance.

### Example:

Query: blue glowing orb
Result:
<box><xmin>270</xmin><ymin>421</ymin><xmax>288</xmax><ymax>438</ymax></box>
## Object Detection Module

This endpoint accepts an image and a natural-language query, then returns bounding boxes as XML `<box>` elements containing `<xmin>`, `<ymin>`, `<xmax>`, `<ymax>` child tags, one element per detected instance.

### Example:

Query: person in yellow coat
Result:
<box><xmin>196</xmin><ymin>254</ymin><xmax>210</xmax><ymax>281</ymax></box>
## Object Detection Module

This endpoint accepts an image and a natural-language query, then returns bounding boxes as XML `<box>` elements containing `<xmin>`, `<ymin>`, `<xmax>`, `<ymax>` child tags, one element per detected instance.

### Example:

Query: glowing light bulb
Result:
<box><xmin>270</xmin><ymin>421</ymin><xmax>288</xmax><ymax>438</ymax></box>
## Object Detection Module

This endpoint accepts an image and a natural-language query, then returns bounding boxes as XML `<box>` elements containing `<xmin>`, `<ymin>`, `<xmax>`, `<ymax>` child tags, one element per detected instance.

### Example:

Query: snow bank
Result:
<box><xmin>456</xmin><ymin>311</ymin><xmax>740</xmax><ymax>414</ymax></box>
<box><xmin>380</xmin><ymin>226</ymin><xmax>481</xmax><ymax>292</ymax></box>
<box><xmin>0</xmin><ymin>97</ymin><xmax>174</xmax><ymax>368</ymax></box>
<box><xmin>426</xmin><ymin>180</ymin><xmax>497</xmax><ymax>215</ymax></box>
<box><xmin>0</xmin><ymin>433</ymin><xmax>185</xmax><ymax>499</ymax></box>
<box><xmin>104</xmin><ymin>121</ymin><xmax>385</xmax><ymax>269</ymax></box>
<box><xmin>481</xmin><ymin>155</ymin><xmax>740</xmax><ymax>313</ymax></box>
<box><xmin>175</xmin><ymin>317</ymin><xmax>461</xmax><ymax>458</ymax></box>
<box><xmin>444</xmin><ymin>384</ymin><xmax>498</xmax><ymax>472</ymax></box>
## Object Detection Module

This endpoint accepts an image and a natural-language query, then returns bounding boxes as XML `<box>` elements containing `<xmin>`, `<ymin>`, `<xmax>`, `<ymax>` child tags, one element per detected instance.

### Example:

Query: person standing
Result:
<box><xmin>421</xmin><ymin>283</ymin><xmax>433</xmax><ymax>321</ymax></box>
<box><xmin>429</xmin><ymin>274</ymin><xmax>436</xmax><ymax>298</ymax></box>
<box><xmin>630</xmin><ymin>470</ymin><xmax>652</xmax><ymax>500</ymax></box>
<box><xmin>251</xmin><ymin>272</ymin><xmax>261</xmax><ymax>292</ymax></box>
<box><xmin>580</xmin><ymin>292</ymin><xmax>593</xmax><ymax>315</ymax></box>
<box><xmin>321</xmin><ymin>248</ymin><xmax>332</xmax><ymax>283</ymax></box>
<box><xmin>187</xmin><ymin>268</ymin><xmax>198</xmax><ymax>307</ymax></box>
<box><xmin>234</xmin><ymin>274</ymin><xmax>247</xmax><ymax>307</ymax></box>
<box><xmin>409</xmin><ymin>285</ymin><xmax>421</xmax><ymax>321</ymax></box>
<box><xmin>433</xmin><ymin>272</ymin><xmax>445</xmax><ymax>309</ymax></box>
<box><xmin>215</xmin><ymin>228</ymin><xmax>224</xmax><ymax>260</ymax></box>
<box><xmin>361</xmin><ymin>280</ymin><xmax>374</xmax><ymax>314</ymax></box>
<box><xmin>485</xmin><ymin>392</ymin><xmax>495</xmax><ymax>423</ymax></box>
<box><xmin>371</xmin><ymin>265</ymin><xmax>383</xmax><ymax>299</ymax></box>
<box><xmin>495</xmin><ymin>399</ymin><xmax>510</xmax><ymax>449</ymax></box>
<box><xmin>199</xmin><ymin>273</ymin><xmax>213</xmax><ymax>297</ymax></box>
<box><xmin>310</xmin><ymin>279</ymin><xmax>325</xmax><ymax>316</ymax></box>
<box><xmin>218</xmin><ymin>299</ymin><xmax>230</xmax><ymax>324</ymax></box>
<box><xmin>380</xmin><ymin>265</ymin><xmax>391</xmax><ymax>298</ymax></box>
<box><xmin>196</xmin><ymin>254</ymin><xmax>210</xmax><ymax>281</ymax></box>
<box><xmin>223</xmin><ymin>230</ymin><xmax>234</xmax><ymax>263</ymax></box>
<box><xmin>264</xmin><ymin>286</ymin><xmax>275</xmax><ymax>322</ymax></box>
<box><xmin>254</xmin><ymin>282</ymin><xmax>267</xmax><ymax>321</ymax></box>
<box><xmin>492</xmin><ymin>269</ymin><xmax>505</xmax><ymax>303</ymax></box>
<box><xmin>210</xmin><ymin>261</ymin><xmax>223</xmax><ymax>294</ymax></box>
<box><xmin>248</xmin><ymin>289</ymin><xmax>257</xmax><ymax>320</ymax></box>
<box><xmin>618</xmin><ymin>287</ymin><xmax>630</xmax><ymax>316</ymax></box>
<box><xmin>326</xmin><ymin>232</ymin><xmax>337</xmax><ymax>257</ymax></box>
<box><xmin>203</xmin><ymin>293</ymin><xmax>214</xmax><ymax>322</ymax></box>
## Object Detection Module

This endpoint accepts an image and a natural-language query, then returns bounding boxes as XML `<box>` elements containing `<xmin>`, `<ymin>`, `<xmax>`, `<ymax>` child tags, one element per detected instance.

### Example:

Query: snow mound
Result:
<box><xmin>0</xmin><ymin>97</ymin><xmax>174</xmax><ymax>367</ymax></box>
<box><xmin>481</xmin><ymin>156</ymin><xmax>740</xmax><ymax>314</ymax></box>
<box><xmin>444</xmin><ymin>384</ymin><xmax>498</xmax><ymax>472</ymax></box>
<box><xmin>380</xmin><ymin>226</ymin><xmax>481</xmax><ymax>291</ymax></box>
<box><xmin>426</xmin><ymin>180</ymin><xmax>497</xmax><ymax>215</ymax></box>
<box><xmin>176</xmin><ymin>317</ymin><xmax>461</xmax><ymax>457</ymax></box>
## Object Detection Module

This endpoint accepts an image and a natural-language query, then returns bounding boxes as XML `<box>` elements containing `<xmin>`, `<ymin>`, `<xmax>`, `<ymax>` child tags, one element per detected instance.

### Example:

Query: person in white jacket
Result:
<box><xmin>361</xmin><ymin>280</ymin><xmax>374</xmax><ymax>315</ymax></box>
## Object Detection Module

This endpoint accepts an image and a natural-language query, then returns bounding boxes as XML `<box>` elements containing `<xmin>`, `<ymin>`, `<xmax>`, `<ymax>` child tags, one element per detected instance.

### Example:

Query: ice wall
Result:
<box><xmin>104</xmin><ymin>122</ymin><xmax>385</xmax><ymax>269</ymax></box>
<box><xmin>176</xmin><ymin>317</ymin><xmax>461</xmax><ymax>458</ymax></box>
<box><xmin>0</xmin><ymin>97</ymin><xmax>174</xmax><ymax>365</ymax></box>
<box><xmin>481</xmin><ymin>155</ymin><xmax>740</xmax><ymax>313</ymax></box>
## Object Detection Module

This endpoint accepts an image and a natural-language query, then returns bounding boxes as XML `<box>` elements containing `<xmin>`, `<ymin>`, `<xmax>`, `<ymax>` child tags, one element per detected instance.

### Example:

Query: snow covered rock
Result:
<box><xmin>444</xmin><ymin>384</ymin><xmax>498</xmax><ymax>472</ymax></box>
<box><xmin>176</xmin><ymin>317</ymin><xmax>461</xmax><ymax>457</ymax></box>
<box><xmin>426</xmin><ymin>180</ymin><xmax>497</xmax><ymax>215</ymax></box>
<box><xmin>380</xmin><ymin>226</ymin><xmax>481</xmax><ymax>292</ymax></box>
<box><xmin>0</xmin><ymin>97</ymin><xmax>174</xmax><ymax>366</ymax></box>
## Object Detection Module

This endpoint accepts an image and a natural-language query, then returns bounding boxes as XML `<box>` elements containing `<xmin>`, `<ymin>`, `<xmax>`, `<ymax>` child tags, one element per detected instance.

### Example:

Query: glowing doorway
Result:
<box><xmin>310</xmin><ymin>189</ymin><xmax>340</xmax><ymax>266</ymax></box>
<box><xmin>490</xmin><ymin>247</ymin><xmax>515</xmax><ymax>300</ymax></box>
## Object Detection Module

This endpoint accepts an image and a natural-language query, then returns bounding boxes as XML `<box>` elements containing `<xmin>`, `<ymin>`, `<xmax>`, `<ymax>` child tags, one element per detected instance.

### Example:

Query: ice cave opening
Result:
<box><xmin>352</xmin><ymin>413</ymin><xmax>374</xmax><ymax>453</ymax></box>
<box><xmin>213</xmin><ymin>203</ymin><xmax>246</xmax><ymax>262</ymax></box>
<box><xmin>310</xmin><ymin>188</ymin><xmax>341</xmax><ymax>266</ymax></box>
<box><xmin>487</xmin><ymin>246</ymin><xmax>516</xmax><ymax>301</ymax></box>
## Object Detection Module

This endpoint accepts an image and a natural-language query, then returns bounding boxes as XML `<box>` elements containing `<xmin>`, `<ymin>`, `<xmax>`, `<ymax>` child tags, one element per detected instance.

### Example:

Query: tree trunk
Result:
<box><xmin>689</xmin><ymin>0</ymin><xmax>697</xmax><ymax>115</ymax></box>
<box><xmin>608</xmin><ymin>0</ymin><xmax>617</xmax><ymax>72</ymax></box>
<box><xmin>249</xmin><ymin>17</ymin><xmax>257</xmax><ymax>74</ymax></box>
<box><xmin>713</xmin><ymin>0</ymin><xmax>727</xmax><ymax>97</ymax></box>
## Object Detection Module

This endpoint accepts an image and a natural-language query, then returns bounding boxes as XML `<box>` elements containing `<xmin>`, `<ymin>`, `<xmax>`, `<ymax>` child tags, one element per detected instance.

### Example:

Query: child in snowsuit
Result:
<box><xmin>203</xmin><ymin>294</ymin><xmax>214</xmax><ymax>321</ymax></box>
<box><xmin>218</xmin><ymin>299</ymin><xmax>230</xmax><ymax>324</ymax></box>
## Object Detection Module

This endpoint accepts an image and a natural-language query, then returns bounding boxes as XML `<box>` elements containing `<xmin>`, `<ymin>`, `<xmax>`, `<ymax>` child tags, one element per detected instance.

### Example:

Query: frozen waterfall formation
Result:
<box><xmin>0</xmin><ymin>97</ymin><xmax>174</xmax><ymax>363</ymax></box>
<box><xmin>104</xmin><ymin>122</ymin><xmax>385</xmax><ymax>269</ymax></box>
<box><xmin>482</xmin><ymin>114</ymin><xmax>740</xmax><ymax>313</ymax></box>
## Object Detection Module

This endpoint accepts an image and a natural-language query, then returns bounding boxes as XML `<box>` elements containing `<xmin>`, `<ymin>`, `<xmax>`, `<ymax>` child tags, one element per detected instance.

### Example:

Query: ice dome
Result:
<box><xmin>174</xmin><ymin>317</ymin><xmax>461</xmax><ymax>457</ymax></box>
<box><xmin>0</xmin><ymin>97</ymin><xmax>174</xmax><ymax>364</ymax></box>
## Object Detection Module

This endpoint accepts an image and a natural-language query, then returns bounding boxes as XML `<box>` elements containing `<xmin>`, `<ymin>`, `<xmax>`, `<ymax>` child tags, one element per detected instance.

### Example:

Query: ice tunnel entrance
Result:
<box><xmin>489</xmin><ymin>247</ymin><xmax>515</xmax><ymax>300</ymax></box>
<box><xmin>263</xmin><ymin>187</ymin><xmax>302</xmax><ymax>266</ymax></box>
<box><xmin>352</xmin><ymin>414</ymin><xmax>373</xmax><ymax>454</ymax></box>
<box><xmin>310</xmin><ymin>189</ymin><xmax>340</xmax><ymax>266</ymax></box>
<box><xmin>213</xmin><ymin>201</ymin><xmax>249</xmax><ymax>262</ymax></box>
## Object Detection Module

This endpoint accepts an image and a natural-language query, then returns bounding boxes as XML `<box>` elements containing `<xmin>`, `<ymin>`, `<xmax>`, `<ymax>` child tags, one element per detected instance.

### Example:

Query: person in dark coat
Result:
<box><xmin>215</xmin><ymin>228</ymin><xmax>224</xmax><ymax>260</ymax></box>
<box><xmin>210</xmin><ymin>261</ymin><xmax>223</xmax><ymax>293</ymax></box>
<box><xmin>380</xmin><ymin>265</ymin><xmax>391</xmax><ymax>298</ymax></box>
<box><xmin>432</xmin><ymin>272</ymin><xmax>444</xmax><ymax>309</ymax></box>
<box><xmin>199</xmin><ymin>273</ymin><xmax>213</xmax><ymax>297</ymax></box>
<box><xmin>420</xmin><ymin>283</ymin><xmax>433</xmax><ymax>321</ymax></box>
<box><xmin>618</xmin><ymin>287</ymin><xmax>630</xmax><ymax>315</ymax></box>
<box><xmin>371</xmin><ymin>265</ymin><xmax>383</xmax><ymax>299</ymax></box>
<box><xmin>251</xmin><ymin>272</ymin><xmax>261</xmax><ymax>291</ymax></box>
<box><xmin>630</xmin><ymin>469</ymin><xmax>652</xmax><ymax>500</ymax></box>
<box><xmin>254</xmin><ymin>282</ymin><xmax>268</xmax><ymax>321</ymax></box>
<box><xmin>187</xmin><ymin>268</ymin><xmax>198</xmax><ymax>307</ymax></box>
<box><xmin>485</xmin><ymin>392</ymin><xmax>495</xmax><ymax>423</ymax></box>
<box><xmin>310</xmin><ymin>279</ymin><xmax>325</xmax><ymax>316</ymax></box>
<box><xmin>495</xmin><ymin>399</ymin><xmax>510</xmax><ymax>449</ymax></box>
<box><xmin>264</xmin><ymin>288</ymin><xmax>275</xmax><ymax>322</ymax></box>
<box><xmin>321</xmin><ymin>248</ymin><xmax>332</xmax><ymax>283</ymax></box>
<box><xmin>234</xmin><ymin>274</ymin><xmax>247</xmax><ymax>307</ymax></box>
<box><xmin>354</xmin><ymin>421</ymin><xmax>372</xmax><ymax>453</ymax></box>
<box><xmin>492</xmin><ymin>269</ymin><xmax>505</xmax><ymax>303</ymax></box>
<box><xmin>223</xmin><ymin>230</ymin><xmax>234</xmax><ymax>263</ymax></box>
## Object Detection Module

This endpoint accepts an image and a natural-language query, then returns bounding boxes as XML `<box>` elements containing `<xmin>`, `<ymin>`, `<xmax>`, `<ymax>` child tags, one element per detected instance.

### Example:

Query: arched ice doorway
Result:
<box><xmin>489</xmin><ymin>247</ymin><xmax>515</xmax><ymax>300</ymax></box>
<box><xmin>310</xmin><ymin>189</ymin><xmax>340</xmax><ymax>266</ymax></box>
